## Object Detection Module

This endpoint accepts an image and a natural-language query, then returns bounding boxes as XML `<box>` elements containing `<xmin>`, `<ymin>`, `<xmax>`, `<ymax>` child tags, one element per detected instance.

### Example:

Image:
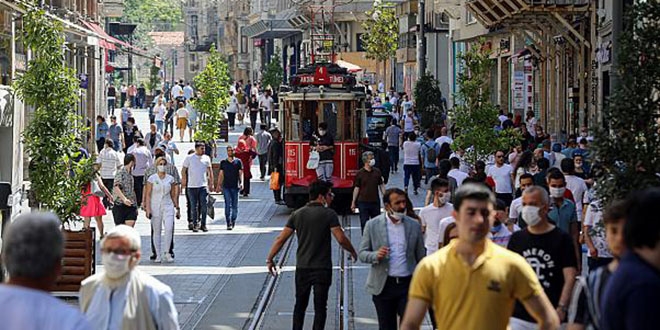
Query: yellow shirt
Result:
<box><xmin>408</xmin><ymin>239</ymin><xmax>543</xmax><ymax>330</ymax></box>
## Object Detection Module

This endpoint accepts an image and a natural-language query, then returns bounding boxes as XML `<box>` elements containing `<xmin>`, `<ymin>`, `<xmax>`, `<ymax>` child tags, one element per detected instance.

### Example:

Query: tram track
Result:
<box><xmin>245</xmin><ymin>214</ymin><xmax>354</xmax><ymax>330</ymax></box>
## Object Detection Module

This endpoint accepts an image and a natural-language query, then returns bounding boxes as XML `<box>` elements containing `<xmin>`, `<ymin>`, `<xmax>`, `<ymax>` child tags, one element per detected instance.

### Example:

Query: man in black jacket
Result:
<box><xmin>268</xmin><ymin>128</ymin><xmax>284</xmax><ymax>204</ymax></box>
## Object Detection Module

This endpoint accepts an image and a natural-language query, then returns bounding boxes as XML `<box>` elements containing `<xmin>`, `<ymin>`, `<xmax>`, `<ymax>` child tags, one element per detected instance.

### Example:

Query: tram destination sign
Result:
<box><xmin>292</xmin><ymin>66</ymin><xmax>352</xmax><ymax>87</ymax></box>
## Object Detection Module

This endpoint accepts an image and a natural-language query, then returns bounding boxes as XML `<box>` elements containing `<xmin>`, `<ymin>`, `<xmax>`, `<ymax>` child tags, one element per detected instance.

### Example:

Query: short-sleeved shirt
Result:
<box><xmin>353</xmin><ymin>167</ymin><xmax>383</xmax><ymax>203</ymax></box>
<box><xmin>220</xmin><ymin>158</ymin><xmax>243</xmax><ymax>189</ymax></box>
<box><xmin>384</xmin><ymin>125</ymin><xmax>402</xmax><ymax>146</ymax></box>
<box><xmin>487</xmin><ymin>164</ymin><xmax>514</xmax><ymax>194</ymax></box>
<box><xmin>313</xmin><ymin>134</ymin><xmax>335</xmax><ymax>161</ymax></box>
<box><xmin>548</xmin><ymin>199</ymin><xmax>578</xmax><ymax>234</ymax></box>
<box><xmin>402</xmin><ymin>140</ymin><xmax>421</xmax><ymax>165</ymax></box>
<box><xmin>108</xmin><ymin>124</ymin><xmax>122</xmax><ymax>143</ymax></box>
<box><xmin>286</xmin><ymin>202</ymin><xmax>341</xmax><ymax>269</ymax></box>
<box><xmin>113</xmin><ymin>168</ymin><xmax>136</xmax><ymax>205</ymax></box>
<box><xmin>507</xmin><ymin>227</ymin><xmax>578</xmax><ymax>322</ymax></box>
<box><xmin>96</xmin><ymin>122</ymin><xmax>108</xmax><ymax>141</ymax></box>
<box><xmin>409</xmin><ymin>239</ymin><xmax>543</xmax><ymax>330</ymax></box>
<box><xmin>601</xmin><ymin>252</ymin><xmax>660</xmax><ymax>330</ymax></box>
<box><xmin>182</xmin><ymin>153</ymin><xmax>212</xmax><ymax>188</ymax></box>
<box><xmin>583</xmin><ymin>201</ymin><xmax>613</xmax><ymax>258</ymax></box>
<box><xmin>419</xmin><ymin>203</ymin><xmax>454</xmax><ymax>254</ymax></box>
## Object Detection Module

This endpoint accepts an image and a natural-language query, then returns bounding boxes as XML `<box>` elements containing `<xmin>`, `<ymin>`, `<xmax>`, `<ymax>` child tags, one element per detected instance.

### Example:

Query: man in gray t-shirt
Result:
<box><xmin>383</xmin><ymin>120</ymin><xmax>402</xmax><ymax>173</ymax></box>
<box><xmin>266</xmin><ymin>181</ymin><xmax>357</xmax><ymax>330</ymax></box>
<box><xmin>255</xmin><ymin>124</ymin><xmax>272</xmax><ymax>180</ymax></box>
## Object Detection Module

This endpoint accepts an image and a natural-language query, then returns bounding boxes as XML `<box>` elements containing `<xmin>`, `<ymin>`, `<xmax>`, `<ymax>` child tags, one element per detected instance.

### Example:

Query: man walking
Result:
<box><xmin>420</xmin><ymin>131</ymin><xmax>440</xmax><ymax>184</ymax></box>
<box><xmin>216</xmin><ymin>145</ymin><xmax>243</xmax><ymax>230</ymax></box>
<box><xmin>248</xmin><ymin>94</ymin><xmax>260</xmax><ymax>130</ymax></box>
<box><xmin>508</xmin><ymin>186</ymin><xmax>578</xmax><ymax>329</ymax></box>
<box><xmin>359</xmin><ymin>188</ymin><xmax>426</xmax><ymax>329</ymax></box>
<box><xmin>129</xmin><ymin>138</ymin><xmax>152</xmax><ymax>208</ymax></box>
<box><xmin>107</xmin><ymin>115</ymin><xmax>123</xmax><ymax>152</ymax></box>
<box><xmin>0</xmin><ymin>213</ymin><xmax>92</xmax><ymax>330</ymax></box>
<box><xmin>255</xmin><ymin>124</ymin><xmax>272</xmax><ymax>180</ymax></box>
<box><xmin>98</xmin><ymin>139</ymin><xmax>122</xmax><ymax>208</ymax></box>
<box><xmin>546</xmin><ymin>170</ymin><xmax>580</xmax><ymax>263</ymax></box>
<box><xmin>259</xmin><ymin>90</ymin><xmax>274</xmax><ymax>127</ymax></box>
<box><xmin>182</xmin><ymin>142</ymin><xmax>213</xmax><ymax>232</ymax></box>
<box><xmin>95</xmin><ymin>115</ymin><xmax>108</xmax><ymax>153</ymax></box>
<box><xmin>351</xmin><ymin>151</ymin><xmax>386</xmax><ymax>232</ymax></box>
<box><xmin>487</xmin><ymin>149</ymin><xmax>514</xmax><ymax>206</ymax></box>
<box><xmin>383</xmin><ymin>119</ymin><xmax>402</xmax><ymax>173</ymax></box>
<box><xmin>419</xmin><ymin>178</ymin><xmax>454</xmax><ymax>255</ymax></box>
<box><xmin>107</xmin><ymin>83</ymin><xmax>116</xmax><ymax>115</ymax></box>
<box><xmin>402</xmin><ymin>184</ymin><xmax>559</xmax><ymax>330</ymax></box>
<box><xmin>266</xmin><ymin>181</ymin><xmax>358</xmax><ymax>330</ymax></box>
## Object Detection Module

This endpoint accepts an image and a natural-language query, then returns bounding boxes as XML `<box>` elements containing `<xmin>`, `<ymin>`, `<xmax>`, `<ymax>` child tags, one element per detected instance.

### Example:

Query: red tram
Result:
<box><xmin>277</xmin><ymin>64</ymin><xmax>368</xmax><ymax>213</ymax></box>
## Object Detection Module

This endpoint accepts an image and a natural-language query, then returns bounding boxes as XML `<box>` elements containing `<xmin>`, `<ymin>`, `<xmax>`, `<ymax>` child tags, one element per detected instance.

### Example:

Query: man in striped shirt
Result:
<box><xmin>97</xmin><ymin>139</ymin><xmax>122</xmax><ymax>208</ymax></box>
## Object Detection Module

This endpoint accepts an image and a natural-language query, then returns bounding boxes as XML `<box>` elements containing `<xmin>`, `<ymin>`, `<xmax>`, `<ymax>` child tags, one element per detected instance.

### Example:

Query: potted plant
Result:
<box><xmin>14</xmin><ymin>5</ymin><xmax>96</xmax><ymax>293</ymax></box>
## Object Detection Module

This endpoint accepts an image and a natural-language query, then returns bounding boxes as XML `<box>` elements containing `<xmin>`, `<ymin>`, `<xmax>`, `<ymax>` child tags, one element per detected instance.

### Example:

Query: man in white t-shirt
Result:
<box><xmin>448</xmin><ymin>157</ymin><xmax>468</xmax><ymax>186</ymax></box>
<box><xmin>0</xmin><ymin>213</ymin><xmax>92</xmax><ymax>330</ymax></box>
<box><xmin>509</xmin><ymin>173</ymin><xmax>535</xmax><ymax>225</ymax></box>
<box><xmin>402</xmin><ymin>133</ymin><xmax>422</xmax><ymax>195</ymax></box>
<box><xmin>560</xmin><ymin>158</ymin><xmax>588</xmax><ymax>223</ymax></box>
<box><xmin>419</xmin><ymin>178</ymin><xmax>454</xmax><ymax>255</ymax></box>
<box><xmin>583</xmin><ymin>199</ymin><xmax>614</xmax><ymax>271</ymax></box>
<box><xmin>259</xmin><ymin>90</ymin><xmax>274</xmax><ymax>128</ymax></box>
<box><xmin>170</xmin><ymin>82</ymin><xmax>183</xmax><ymax>102</ymax></box>
<box><xmin>437</xmin><ymin>216</ymin><xmax>456</xmax><ymax>247</ymax></box>
<box><xmin>434</xmin><ymin>126</ymin><xmax>453</xmax><ymax>148</ymax></box>
<box><xmin>182</xmin><ymin>142</ymin><xmax>213</xmax><ymax>232</ymax></box>
<box><xmin>487</xmin><ymin>150</ymin><xmax>514</xmax><ymax>207</ymax></box>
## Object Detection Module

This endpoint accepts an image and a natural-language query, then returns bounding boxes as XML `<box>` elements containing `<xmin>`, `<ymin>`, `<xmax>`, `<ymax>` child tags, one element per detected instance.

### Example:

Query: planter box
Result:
<box><xmin>53</xmin><ymin>230</ymin><xmax>95</xmax><ymax>294</ymax></box>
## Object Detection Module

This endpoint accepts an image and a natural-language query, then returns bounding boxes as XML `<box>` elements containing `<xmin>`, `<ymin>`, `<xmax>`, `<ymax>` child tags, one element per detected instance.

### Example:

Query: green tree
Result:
<box><xmin>192</xmin><ymin>46</ymin><xmax>231</xmax><ymax>143</ymax></box>
<box><xmin>122</xmin><ymin>0</ymin><xmax>183</xmax><ymax>48</ymax></box>
<box><xmin>592</xmin><ymin>1</ymin><xmax>660</xmax><ymax>206</ymax></box>
<box><xmin>414</xmin><ymin>73</ymin><xmax>445</xmax><ymax>129</ymax></box>
<box><xmin>451</xmin><ymin>40</ymin><xmax>520</xmax><ymax>165</ymax></box>
<box><xmin>361</xmin><ymin>1</ymin><xmax>398</xmax><ymax>86</ymax></box>
<box><xmin>148</xmin><ymin>63</ymin><xmax>161</xmax><ymax>95</ymax></box>
<box><xmin>15</xmin><ymin>5</ymin><xmax>94</xmax><ymax>224</ymax></box>
<box><xmin>262</xmin><ymin>49</ymin><xmax>284</xmax><ymax>92</ymax></box>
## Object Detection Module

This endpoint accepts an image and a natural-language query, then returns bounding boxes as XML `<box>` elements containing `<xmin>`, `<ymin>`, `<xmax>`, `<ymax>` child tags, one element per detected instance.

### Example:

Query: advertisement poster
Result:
<box><xmin>513</xmin><ymin>71</ymin><xmax>525</xmax><ymax>110</ymax></box>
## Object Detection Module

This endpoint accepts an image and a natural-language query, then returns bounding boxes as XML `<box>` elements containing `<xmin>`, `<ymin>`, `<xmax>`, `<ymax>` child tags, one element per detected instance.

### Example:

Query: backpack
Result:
<box><xmin>425</xmin><ymin>142</ymin><xmax>437</xmax><ymax>163</ymax></box>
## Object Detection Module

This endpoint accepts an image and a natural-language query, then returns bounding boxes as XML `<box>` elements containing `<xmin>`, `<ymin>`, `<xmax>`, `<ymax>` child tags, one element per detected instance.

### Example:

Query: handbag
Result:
<box><xmin>306</xmin><ymin>150</ymin><xmax>320</xmax><ymax>169</ymax></box>
<box><xmin>270</xmin><ymin>170</ymin><xmax>281</xmax><ymax>190</ymax></box>
<box><xmin>207</xmin><ymin>194</ymin><xmax>217</xmax><ymax>220</ymax></box>
<box><xmin>91</xmin><ymin>180</ymin><xmax>104</xmax><ymax>197</ymax></box>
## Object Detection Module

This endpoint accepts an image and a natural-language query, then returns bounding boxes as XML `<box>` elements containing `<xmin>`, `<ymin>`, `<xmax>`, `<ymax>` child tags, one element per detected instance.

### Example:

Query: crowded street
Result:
<box><xmin>1</xmin><ymin>1</ymin><xmax>660</xmax><ymax>330</ymax></box>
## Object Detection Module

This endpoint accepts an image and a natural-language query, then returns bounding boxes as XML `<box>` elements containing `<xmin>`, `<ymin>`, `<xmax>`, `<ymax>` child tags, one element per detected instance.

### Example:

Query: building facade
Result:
<box><xmin>183</xmin><ymin>0</ymin><xmax>219</xmax><ymax>82</ymax></box>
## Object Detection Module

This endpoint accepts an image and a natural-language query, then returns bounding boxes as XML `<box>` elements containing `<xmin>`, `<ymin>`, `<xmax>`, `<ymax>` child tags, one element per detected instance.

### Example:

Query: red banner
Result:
<box><xmin>343</xmin><ymin>142</ymin><xmax>359</xmax><ymax>180</ymax></box>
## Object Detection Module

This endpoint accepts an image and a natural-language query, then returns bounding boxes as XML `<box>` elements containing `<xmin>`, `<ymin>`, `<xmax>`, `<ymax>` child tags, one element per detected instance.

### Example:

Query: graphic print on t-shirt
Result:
<box><xmin>521</xmin><ymin>247</ymin><xmax>556</xmax><ymax>289</ymax></box>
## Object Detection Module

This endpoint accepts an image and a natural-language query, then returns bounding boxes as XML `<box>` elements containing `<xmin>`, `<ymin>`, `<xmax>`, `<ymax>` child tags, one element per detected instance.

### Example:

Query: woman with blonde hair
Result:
<box><xmin>144</xmin><ymin>156</ymin><xmax>180</xmax><ymax>263</ymax></box>
<box><xmin>175</xmin><ymin>101</ymin><xmax>189</xmax><ymax>142</ymax></box>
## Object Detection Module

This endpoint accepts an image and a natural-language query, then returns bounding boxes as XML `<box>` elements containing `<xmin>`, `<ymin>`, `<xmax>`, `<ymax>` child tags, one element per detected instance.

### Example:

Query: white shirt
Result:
<box><xmin>487</xmin><ymin>164</ymin><xmax>514</xmax><ymax>194</ymax></box>
<box><xmin>98</xmin><ymin>147</ymin><xmax>122</xmax><ymax>179</ymax></box>
<box><xmin>565</xmin><ymin>174</ymin><xmax>588</xmax><ymax>222</ymax></box>
<box><xmin>176</xmin><ymin>107</ymin><xmax>189</xmax><ymax>118</ymax></box>
<box><xmin>402</xmin><ymin>141</ymin><xmax>421</xmax><ymax>165</ymax></box>
<box><xmin>227</xmin><ymin>96</ymin><xmax>238</xmax><ymax>113</ymax></box>
<box><xmin>170</xmin><ymin>85</ymin><xmax>183</xmax><ymax>99</ymax></box>
<box><xmin>183</xmin><ymin>85</ymin><xmax>194</xmax><ymax>100</ymax></box>
<box><xmin>130</xmin><ymin>146</ymin><xmax>153</xmax><ymax>177</ymax></box>
<box><xmin>0</xmin><ymin>285</ymin><xmax>91</xmax><ymax>330</ymax></box>
<box><xmin>419</xmin><ymin>202</ymin><xmax>454</xmax><ymax>255</ymax></box>
<box><xmin>526</xmin><ymin>117</ymin><xmax>538</xmax><ymax>136</ymax></box>
<box><xmin>490</xmin><ymin>225</ymin><xmax>514</xmax><ymax>247</ymax></box>
<box><xmin>401</xmin><ymin>101</ymin><xmax>413</xmax><ymax>112</ymax></box>
<box><xmin>386</xmin><ymin>216</ymin><xmax>410</xmax><ymax>277</ymax></box>
<box><xmin>434</xmin><ymin>136</ymin><xmax>453</xmax><ymax>148</ymax></box>
<box><xmin>82</xmin><ymin>271</ymin><xmax>179</xmax><ymax>330</ymax></box>
<box><xmin>448</xmin><ymin>168</ymin><xmax>468</xmax><ymax>186</ymax></box>
<box><xmin>147</xmin><ymin>174</ymin><xmax>175</xmax><ymax>209</ymax></box>
<box><xmin>498</xmin><ymin>114</ymin><xmax>508</xmax><ymax>124</ymax></box>
<box><xmin>437</xmin><ymin>216</ymin><xmax>456</xmax><ymax>246</ymax></box>
<box><xmin>509</xmin><ymin>196</ymin><xmax>523</xmax><ymax>221</ymax></box>
<box><xmin>260</xmin><ymin>96</ymin><xmax>274</xmax><ymax>112</ymax></box>
<box><xmin>182</xmin><ymin>153</ymin><xmax>212</xmax><ymax>188</ymax></box>
<box><xmin>154</xmin><ymin>104</ymin><xmax>166</xmax><ymax>121</ymax></box>
<box><xmin>584</xmin><ymin>201</ymin><xmax>613</xmax><ymax>258</ymax></box>
<box><xmin>403</xmin><ymin>114</ymin><xmax>415</xmax><ymax>132</ymax></box>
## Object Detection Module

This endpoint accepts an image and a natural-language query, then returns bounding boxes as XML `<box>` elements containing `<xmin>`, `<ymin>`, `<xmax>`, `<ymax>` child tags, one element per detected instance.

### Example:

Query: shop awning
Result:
<box><xmin>80</xmin><ymin>20</ymin><xmax>149</xmax><ymax>57</ymax></box>
<box><xmin>336</xmin><ymin>60</ymin><xmax>363</xmax><ymax>73</ymax></box>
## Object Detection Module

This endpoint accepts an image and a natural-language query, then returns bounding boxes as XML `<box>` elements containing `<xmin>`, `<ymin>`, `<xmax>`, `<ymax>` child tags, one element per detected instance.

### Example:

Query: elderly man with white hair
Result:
<box><xmin>79</xmin><ymin>225</ymin><xmax>179</xmax><ymax>330</ymax></box>
<box><xmin>0</xmin><ymin>212</ymin><xmax>92</xmax><ymax>330</ymax></box>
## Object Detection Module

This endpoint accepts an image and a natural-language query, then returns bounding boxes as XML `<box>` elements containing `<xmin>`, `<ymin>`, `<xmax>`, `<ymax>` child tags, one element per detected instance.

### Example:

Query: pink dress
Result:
<box><xmin>79</xmin><ymin>183</ymin><xmax>106</xmax><ymax>217</ymax></box>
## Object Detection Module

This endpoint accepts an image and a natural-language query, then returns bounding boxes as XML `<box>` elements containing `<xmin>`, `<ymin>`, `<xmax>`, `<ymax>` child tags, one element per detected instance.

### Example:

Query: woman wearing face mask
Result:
<box><xmin>112</xmin><ymin>154</ymin><xmax>139</xmax><ymax>227</ymax></box>
<box><xmin>80</xmin><ymin>163</ymin><xmax>113</xmax><ymax>239</ymax></box>
<box><xmin>144</xmin><ymin>157</ymin><xmax>180</xmax><ymax>263</ymax></box>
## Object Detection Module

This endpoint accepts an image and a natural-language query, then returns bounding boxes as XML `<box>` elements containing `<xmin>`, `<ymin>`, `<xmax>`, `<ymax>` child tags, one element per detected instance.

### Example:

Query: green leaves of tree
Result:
<box><xmin>361</xmin><ymin>2</ymin><xmax>398</xmax><ymax>63</ymax></box>
<box><xmin>15</xmin><ymin>7</ymin><xmax>94</xmax><ymax>225</ymax></box>
<box><xmin>451</xmin><ymin>40</ymin><xmax>520</xmax><ymax>165</ymax></box>
<box><xmin>192</xmin><ymin>46</ymin><xmax>231</xmax><ymax>143</ymax></box>
<box><xmin>122</xmin><ymin>0</ymin><xmax>183</xmax><ymax>48</ymax></box>
<box><xmin>414</xmin><ymin>73</ymin><xmax>444</xmax><ymax>129</ymax></box>
<box><xmin>262</xmin><ymin>49</ymin><xmax>284</xmax><ymax>92</ymax></box>
<box><xmin>592</xmin><ymin>1</ymin><xmax>660</xmax><ymax>206</ymax></box>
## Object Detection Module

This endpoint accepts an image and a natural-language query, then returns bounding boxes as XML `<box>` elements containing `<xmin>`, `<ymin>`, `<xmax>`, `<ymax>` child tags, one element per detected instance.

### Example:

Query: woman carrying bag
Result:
<box><xmin>80</xmin><ymin>163</ymin><xmax>113</xmax><ymax>239</ymax></box>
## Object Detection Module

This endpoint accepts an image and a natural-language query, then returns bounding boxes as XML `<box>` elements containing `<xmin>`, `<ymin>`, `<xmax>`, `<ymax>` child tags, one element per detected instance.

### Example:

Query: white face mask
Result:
<box><xmin>549</xmin><ymin>187</ymin><xmax>566</xmax><ymax>199</ymax></box>
<box><xmin>522</xmin><ymin>206</ymin><xmax>542</xmax><ymax>227</ymax></box>
<box><xmin>368</xmin><ymin>159</ymin><xmax>376</xmax><ymax>166</ymax></box>
<box><xmin>319</xmin><ymin>130</ymin><xmax>326</xmax><ymax>136</ymax></box>
<box><xmin>101</xmin><ymin>252</ymin><xmax>132</xmax><ymax>279</ymax></box>
<box><xmin>390</xmin><ymin>209</ymin><xmax>406</xmax><ymax>221</ymax></box>
<box><xmin>157</xmin><ymin>165</ymin><xmax>166</xmax><ymax>173</ymax></box>
<box><xmin>437</xmin><ymin>193</ymin><xmax>448</xmax><ymax>206</ymax></box>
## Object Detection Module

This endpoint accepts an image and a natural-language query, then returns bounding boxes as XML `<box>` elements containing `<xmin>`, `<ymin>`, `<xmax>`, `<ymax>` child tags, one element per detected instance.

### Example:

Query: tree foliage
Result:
<box><xmin>148</xmin><ymin>63</ymin><xmax>161</xmax><ymax>95</ymax></box>
<box><xmin>451</xmin><ymin>40</ymin><xmax>520</xmax><ymax>165</ymax></box>
<box><xmin>15</xmin><ymin>5</ymin><xmax>94</xmax><ymax>225</ymax></box>
<box><xmin>122</xmin><ymin>0</ymin><xmax>183</xmax><ymax>48</ymax></box>
<box><xmin>592</xmin><ymin>1</ymin><xmax>660</xmax><ymax>206</ymax></box>
<box><xmin>262</xmin><ymin>49</ymin><xmax>284</xmax><ymax>92</ymax></box>
<box><xmin>414</xmin><ymin>73</ymin><xmax>445</xmax><ymax>129</ymax></box>
<box><xmin>192</xmin><ymin>46</ymin><xmax>231</xmax><ymax>143</ymax></box>
<box><xmin>361</xmin><ymin>0</ymin><xmax>398</xmax><ymax>82</ymax></box>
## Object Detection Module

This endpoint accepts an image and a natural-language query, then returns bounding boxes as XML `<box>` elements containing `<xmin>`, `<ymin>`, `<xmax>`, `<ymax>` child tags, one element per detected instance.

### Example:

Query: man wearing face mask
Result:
<box><xmin>312</xmin><ymin>122</ymin><xmax>335</xmax><ymax>182</ymax></box>
<box><xmin>351</xmin><ymin>151</ymin><xmax>386</xmax><ymax>233</ymax></box>
<box><xmin>490</xmin><ymin>199</ymin><xmax>514</xmax><ymax>247</ymax></box>
<box><xmin>546</xmin><ymin>170</ymin><xmax>580</xmax><ymax>266</ymax></box>
<box><xmin>80</xmin><ymin>225</ymin><xmax>179</xmax><ymax>330</ymax></box>
<box><xmin>143</xmin><ymin>147</ymin><xmax>181</xmax><ymax>261</ymax></box>
<box><xmin>359</xmin><ymin>188</ymin><xmax>425</xmax><ymax>330</ymax></box>
<box><xmin>419</xmin><ymin>178</ymin><xmax>454</xmax><ymax>255</ymax></box>
<box><xmin>266</xmin><ymin>181</ymin><xmax>357</xmax><ymax>330</ymax></box>
<box><xmin>507</xmin><ymin>186</ymin><xmax>578</xmax><ymax>329</ymax></box>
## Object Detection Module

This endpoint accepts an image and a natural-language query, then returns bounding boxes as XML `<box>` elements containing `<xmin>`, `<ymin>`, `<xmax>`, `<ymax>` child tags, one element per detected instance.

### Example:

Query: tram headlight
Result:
<box><xmin>319</xmin><ymin>85</ymin><xmax>325</xmax><ymax>97</ymax></box>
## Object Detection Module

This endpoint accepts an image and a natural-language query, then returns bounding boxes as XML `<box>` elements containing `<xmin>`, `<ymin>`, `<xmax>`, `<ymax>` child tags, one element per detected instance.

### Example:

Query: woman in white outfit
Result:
<box><xmin>144</xmin><ymin>156</ymin><xmax>180</xmax><ymax>263</ymax></box>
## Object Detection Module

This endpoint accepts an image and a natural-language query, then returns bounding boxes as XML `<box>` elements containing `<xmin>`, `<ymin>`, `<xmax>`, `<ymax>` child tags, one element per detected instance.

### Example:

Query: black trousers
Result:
<box><xmin>227</xmin><ymin>112</ymin><xmax>236</xmax><ymax>128</ymax></box>
<box><xmin>293</xmin><ymin>268</ymin><xmax>332</xmax><ymax>330</ymax></box>
<box><xmin>372</xmin><ymin>276</ymin><xmax>411</xmax><ymax>330</ymax></box>
<box><xmin>133</xmin><ymin>175</ymin><xmax>144</xmax><ymax>207</ymax></box>
<box><xmin>250</xmin><ymin>111</ymin><xmax>258</xmax><ymax>130</ymax></box>
<box><xmin>258</xmin><ymin>153</ymin><xmax>268</xmax><ymax>178</ymax></box>
<box><xmin>101</xmin><ymin>178</ymin><xmax>114</xmax><ymax>208</ymax></box>
<box><xmin>96</xmin><ymin>137</ymin><xmax>106</xmax><ymax>154</ymax></box>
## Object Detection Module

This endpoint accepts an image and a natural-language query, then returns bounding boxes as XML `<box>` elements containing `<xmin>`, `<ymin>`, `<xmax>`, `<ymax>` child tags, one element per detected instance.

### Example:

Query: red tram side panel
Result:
<box><xmin>285</xmin><ymin>142</ymin><xmax>359</xmax><ymax>189</ymax></box>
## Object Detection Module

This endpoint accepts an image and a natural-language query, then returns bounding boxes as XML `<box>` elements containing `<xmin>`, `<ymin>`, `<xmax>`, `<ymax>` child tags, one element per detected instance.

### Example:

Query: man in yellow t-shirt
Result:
<box><xmin>401</xmin><ymin>183</ymin><xmax>560</xmax><ymax>330</ymax></box>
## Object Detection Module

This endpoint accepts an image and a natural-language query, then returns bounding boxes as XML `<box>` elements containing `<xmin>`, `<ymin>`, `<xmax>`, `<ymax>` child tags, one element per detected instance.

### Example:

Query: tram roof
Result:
<box><xmin>279</xmin><ymin>86</ymin><xmax>367</xmax><ymax>101</ymax></box>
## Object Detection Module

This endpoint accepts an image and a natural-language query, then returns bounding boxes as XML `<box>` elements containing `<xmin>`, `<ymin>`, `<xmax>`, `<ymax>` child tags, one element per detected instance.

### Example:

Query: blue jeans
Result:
<box><xmin>357</xmin><ymin>201</ymin><xmax>381</xmax><ymax>233</ymax></box>
<box><xmin>156</xmin><ymin>120</ymin><xmax>164</xmax><ymax>134</ymax></box>
<box><xmin>223</xmin><ymin>187</ymin><xmax>239</xmax><ymax>225</ymax></box>
<box><xmin>188</xmin><ymin>187</ymin><xmax>208</xmax><ymax>227</ymax></box>
<box><xmin>388</xmin><ymin>146</ymin><xmax>399</xmax><ymax>171</ymax></box>
<box><xmin>403</xmin><ymin>164</ymin><xmax>421</xmax><ymax>190</ymax></box>
<box><xmin>316</xmin><ymin>162</ymin><xmax>334</xmax><ymax>182</ymax></box>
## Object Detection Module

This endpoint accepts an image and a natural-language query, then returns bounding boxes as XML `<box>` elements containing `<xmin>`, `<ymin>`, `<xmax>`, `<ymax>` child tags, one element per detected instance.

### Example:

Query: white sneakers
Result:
<box><xmin>162</xmin><ymin>253</ymin><xmax>174</xmax><ymax>263</ymax></box>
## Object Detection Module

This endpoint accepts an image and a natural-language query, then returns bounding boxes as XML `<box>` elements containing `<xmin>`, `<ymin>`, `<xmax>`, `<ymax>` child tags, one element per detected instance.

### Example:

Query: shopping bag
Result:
<box><xmin>91</xmin><ymin>180</ymin><xmax>104</xmax><ymax>197</ymax></box>
<box><xmin>207</xmin><ymin>194</ymin><xmax>216</xmax><ymax>219</ymax></box>
<box><xmin>306</xmin><ymin>150</ymin><xmax>320</xmax><ymax>169</ymax></box>
<box><xmin>270</xmin><ymin>170</ymin><xmax>281</xmax><ymax>190</ymax></box>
